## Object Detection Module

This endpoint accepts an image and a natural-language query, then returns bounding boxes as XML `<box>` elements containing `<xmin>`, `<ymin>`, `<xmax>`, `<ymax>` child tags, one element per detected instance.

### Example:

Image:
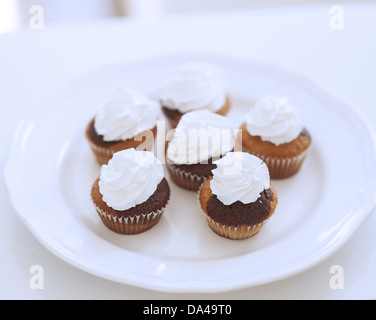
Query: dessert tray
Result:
<box><xmin>4</xmin><ymin>54</ymin><xmax>376</xmax><ymax>292</ymax></box>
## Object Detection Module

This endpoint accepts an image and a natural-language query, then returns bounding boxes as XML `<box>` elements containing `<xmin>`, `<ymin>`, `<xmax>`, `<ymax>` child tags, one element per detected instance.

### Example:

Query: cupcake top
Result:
<box><xmin>210</xmin><ymin>152</ymin><xmax>270</xmax><ymax>205</ymax></box>
<box><xmin>94</xmin><ymin>89</ymin><xmax>160</xmax><ymax>142</ymax></box>
<box><xmin>98</xmin><ymin>148</ymin><xmax>164</xmax><ymax>211</ymax></box>
<box><xmin>157</xmin><ymin>62</ymin><xmax>227</xmax><ymax>113</ymax></box>
<box><xmin>245</xmin><ymin>94</ymin><xmax>303</xmax><ymax>146</ymax></box>
<box><xmin>166</xmin><ymin>109</ymin><xmax>235</xmax><ymax>165</ymax></box>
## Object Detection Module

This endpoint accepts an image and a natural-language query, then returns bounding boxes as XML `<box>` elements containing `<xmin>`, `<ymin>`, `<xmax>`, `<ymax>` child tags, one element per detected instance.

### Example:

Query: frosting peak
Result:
<box><xmin>210</xmin><ymin>152</ymin><xmax>270</xmax><ymax>205</ymax></box>
<box><xmin>98</xmin><ymin>149</ymin><xmax>164</xmax><ymax>211</ymax></box>
<box><xmin>157</xmin><ymin>62</ymin><xmax>227</xmax><ymax>113</ymax></box>
<box><xmin>166</xmin><ymin>109</ymin><xmax>235</xmax><ymax>165</ymax></box>
<box><xmin>246</xmin><ymin>94</ymin><xmax>303</xmax><ymax>145</ymax></box>
<box><xmin>94</xmin><ymin>89</ymin><xmax>159</xmax><ymax>142</ymax></box>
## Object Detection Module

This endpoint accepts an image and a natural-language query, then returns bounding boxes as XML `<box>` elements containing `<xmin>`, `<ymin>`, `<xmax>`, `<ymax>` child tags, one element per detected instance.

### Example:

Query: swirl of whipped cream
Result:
<box><xmin>210</xmin><ymin>152</ymin><xmax>270</xmax><ymax>205</ymax></box>
<box><xmin>167</xmin><ymin>109</ymin><xmax>235</xmax><ymax>165</ymax></box>
<box><xmin>98</xmin><ymin>148</ymin><xmax>164</xmax><ymax>211</ymax></box>
<box><xmin>157</xmin><ymin>62</ymin><xmax>227</xmax><ymax>113</ymax></box>
<box><xmin>246</xmin><ymin>94</ymin><xmax>303</xmax><ymax>146</ymax></box>
<box><xmin>94</xmin><ymin>89</ymin><xmax>159</xmax><ymax>142</ymax></box>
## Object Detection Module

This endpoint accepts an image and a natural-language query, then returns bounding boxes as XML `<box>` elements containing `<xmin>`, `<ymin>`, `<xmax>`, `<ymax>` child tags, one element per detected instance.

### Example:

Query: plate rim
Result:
<box><xmin>4</xmin><ymin>53</ymin><xmax>376</xmax><ymax>293</ymax></box>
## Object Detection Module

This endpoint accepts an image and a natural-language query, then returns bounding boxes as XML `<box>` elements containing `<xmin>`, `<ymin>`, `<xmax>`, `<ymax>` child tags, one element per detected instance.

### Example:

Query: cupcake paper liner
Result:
<box><xmin>243</xmin><ymin>148</ymin><xmax>309</xmax><ymax>179</ymax></box>
<box><xmin>87</xmin><ymin>134</ymin><xmax>155</xmax><ymax>165</ymax></box>
<box><xmin>205</xmin><ymin>216</ymin><xmax>268</xmax><ymax>240</ymax></box>
<box><xmin>88</xmin><ymin>141</ymin><xmax>116</xmax><ymax>166</ymax></box>
<box><xmin>93</xmin><ymin>203</ymin><xmax>166</xmax><ymax>235</ymax></box>
<box><xmin>167</xmin><ymin>163</ymin><xmax>211</xmax><ymax>191</ymax></box>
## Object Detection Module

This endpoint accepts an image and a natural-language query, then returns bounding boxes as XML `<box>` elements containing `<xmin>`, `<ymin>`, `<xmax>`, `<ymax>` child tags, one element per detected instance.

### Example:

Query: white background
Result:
<box><xmin>1</xmin><ymin>1</ymin><xmax>376</xmax><ymax>299</ymax></box>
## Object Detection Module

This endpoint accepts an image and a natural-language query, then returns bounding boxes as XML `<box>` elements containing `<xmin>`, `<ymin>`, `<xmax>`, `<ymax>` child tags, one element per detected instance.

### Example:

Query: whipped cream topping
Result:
<box><xmin>210</xmin><ymin>152</ymin><xmax>270</xmax><ymax>205</ymax></box>
<box><xmin>166</xmin><ymin>109</ymin><xmax>235</xmax><ymax>165</ymax></box>
<box><xmin>246</xmin><ymin>94</ymin><xmax>303</xmax><ymax>146</ymax></box>
<box><xmin>94</xmin><ymin>89</ymin><xmax>159</xmax><ymax>142</ymax></box>
<box><xmin>98</xmin><ymin>148</ymin><xmax>164</xmax><ymax>211</ymax></box>
<box><xmin>157</xmin><ymin>62</ymin><xmax>227</xmax><ymax>113</ymax></box>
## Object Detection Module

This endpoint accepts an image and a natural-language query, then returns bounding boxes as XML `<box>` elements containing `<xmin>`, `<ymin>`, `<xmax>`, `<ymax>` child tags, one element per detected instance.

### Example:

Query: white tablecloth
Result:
<box><xmin>1</xmin><ymin>2</ymin><xmax>375</xmax><ymax>299</ymax></box>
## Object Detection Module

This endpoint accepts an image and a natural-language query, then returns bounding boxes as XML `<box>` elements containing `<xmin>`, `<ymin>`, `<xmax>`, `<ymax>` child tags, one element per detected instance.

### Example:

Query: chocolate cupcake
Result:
<box><xmin>239</xmin><ymin>94</ymin><xmax>311</xmax><ymax>179</ymax></box>
<box><xmin>91</xmin><ymin>148</ymin><xmax>170</xmax><ymax>234</ymax></box>
<box><xmin>86</xmin><ymin>89</ymin><xmax>160</xmax><ymax>165</ymax></box>
<box><xmin>157</xmin><ymin>62</ymin><xmax>231</xmax><ymax>128</ymax></box>
<box><xmin>199</xmin><ymin>152</ymin><xmax>278</xmax><ymax>240</ymax></box>
<box><xmin>166</xmin><ymin>109</ymin><xmax>236</xmax><ymax>191</ymax></box>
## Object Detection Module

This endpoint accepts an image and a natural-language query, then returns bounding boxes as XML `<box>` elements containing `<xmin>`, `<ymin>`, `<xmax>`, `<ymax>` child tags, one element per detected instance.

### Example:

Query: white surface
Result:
<box><xmin>1</xmin><ymin>2</ymin><xmax>376</xmax><ymax>299</ymax></box>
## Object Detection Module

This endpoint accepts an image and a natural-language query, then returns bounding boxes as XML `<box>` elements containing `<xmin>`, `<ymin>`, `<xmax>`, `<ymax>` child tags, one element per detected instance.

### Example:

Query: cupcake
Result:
<box><xmin>86</xmin><ymin>89</ymin><xmax>160</xmax><ymax>165</ymax></box>
<box><xmin>157</xmin><ymin>62</ymin><xmax>231</xmax><ymax>128</ymax></box>
<box><xmin>199</xmin><ymin>152</ymin><xmax>278</xmax><ymax>240</ymax></box>
<box><xmin>166</xmin><ymin>109</ymin><xmax>236</xmax><ymax>191</ymax></box>
<box><xmin>91</xmin><ymin>148</ymin><xmax>170</xmax><ymax>234</ymax></box>
<box><xmin>239</xmin><ymin>94</ymin><xmax>311</xmax><ymax>179</ymax></box>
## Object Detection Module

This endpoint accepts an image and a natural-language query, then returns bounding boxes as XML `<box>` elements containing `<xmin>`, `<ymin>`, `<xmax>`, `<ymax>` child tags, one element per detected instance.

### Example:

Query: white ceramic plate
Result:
<box><xmin>4</xmin><ymin>54</ymin><xmax>376</xmax><ymax>293</ymax></box>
